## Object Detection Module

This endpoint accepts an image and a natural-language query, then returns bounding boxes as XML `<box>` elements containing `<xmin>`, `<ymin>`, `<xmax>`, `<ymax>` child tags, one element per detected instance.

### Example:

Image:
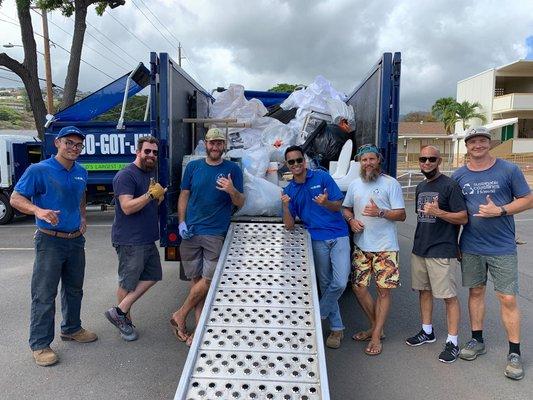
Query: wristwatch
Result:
<box><xmin>378</xmin><ymin>209</ymin><xmax>386</xmax><ymax>218</ymax></box>
<box><xmin>500</xmin><ymin>206</ymin><xmax>507</xmax><ymax>216</ymax></box>
<box><xmin>346</xmin><ymin>216</ymin><xmax>354</xmax><ymax>222</ymax></box>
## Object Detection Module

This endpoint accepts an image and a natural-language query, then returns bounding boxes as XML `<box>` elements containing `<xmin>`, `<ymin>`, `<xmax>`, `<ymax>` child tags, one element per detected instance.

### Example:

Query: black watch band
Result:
<box><xmin>500</xmin><ymin>206</ymin><xmax>507</xmax><ymax>216</ymax></box>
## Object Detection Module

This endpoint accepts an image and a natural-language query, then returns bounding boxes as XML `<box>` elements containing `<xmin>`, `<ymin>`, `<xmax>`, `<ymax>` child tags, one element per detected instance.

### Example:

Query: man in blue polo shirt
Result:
<box><xmin>282</xmin><ymin>145</ymin><xmax>350</xmax><ymax>349</ymax></box>
<box><xmin>10</xmin><ymin>126</ymin><xmax>97</xmax><ymax>367</ymax></box>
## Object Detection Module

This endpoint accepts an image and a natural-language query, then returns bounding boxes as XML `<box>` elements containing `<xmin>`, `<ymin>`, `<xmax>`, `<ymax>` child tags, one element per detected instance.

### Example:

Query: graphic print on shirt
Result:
<box><xmin>417</xmin><ymin>191</ymin><xmax>439</xmax><ymax>223</ymax></box>
<box><xmin>461</xmin><ymin>180</ymin><xmax>500</xmax><ymax>196</ymax></box>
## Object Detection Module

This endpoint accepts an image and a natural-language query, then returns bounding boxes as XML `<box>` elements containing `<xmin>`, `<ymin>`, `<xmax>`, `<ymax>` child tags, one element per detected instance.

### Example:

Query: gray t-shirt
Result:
<box><xmin>112</xmin><ymin>163</ymin><xmax>159</xmax><ymax>245</ymax></box>
<box><xmin>412</xmin><ymin>174</ymin><xmax>466</xmax><ymax>258</ymax></box>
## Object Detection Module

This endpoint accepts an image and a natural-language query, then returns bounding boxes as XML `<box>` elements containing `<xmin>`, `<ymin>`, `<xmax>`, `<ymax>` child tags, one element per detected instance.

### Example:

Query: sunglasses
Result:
<box><xmin>143</xmin><ymin>149</ymin><xmax>158</xmax><ymax>156</ymax></box>
<box><xmin>419</xmin><ymin>156</ymin><xmax>438</xmax><ymax>163</ymax></box>
<box><xmin>286</xmin><ymin>157</ymin><xmax>304</xmax><ymax>166</ymax></box>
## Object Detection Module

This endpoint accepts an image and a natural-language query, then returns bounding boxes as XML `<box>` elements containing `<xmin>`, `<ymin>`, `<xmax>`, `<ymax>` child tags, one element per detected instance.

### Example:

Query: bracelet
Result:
<box><xmin>346</xmin><ymin>216</ymin><xmax>353</xmax><ymax>222</ymax></box>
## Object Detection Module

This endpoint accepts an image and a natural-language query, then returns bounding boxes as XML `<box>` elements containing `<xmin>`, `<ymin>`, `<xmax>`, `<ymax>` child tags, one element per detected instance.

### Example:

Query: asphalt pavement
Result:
<box><xmin>1</xmin><ymin>204</ymin><xmax>533</xmax><ymax>400</ymax></box>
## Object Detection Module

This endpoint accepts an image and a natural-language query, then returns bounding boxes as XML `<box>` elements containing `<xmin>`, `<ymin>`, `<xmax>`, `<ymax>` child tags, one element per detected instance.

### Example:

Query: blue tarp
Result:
<box><xmin>243</xmin><ymin>90</ymin><xmax>290</xmax><ymax>107</ymax></box>
<box><xmin>52</xmin><ymin>63</ymin><xmax>150</xmax><ymax>122</ymax></box>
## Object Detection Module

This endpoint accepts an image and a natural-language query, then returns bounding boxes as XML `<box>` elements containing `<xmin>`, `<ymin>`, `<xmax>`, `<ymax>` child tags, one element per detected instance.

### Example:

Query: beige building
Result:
<box><xmin>398</xmin><ymin>122</ymin><xmax>455</xmax><ymax>167</ymax></box>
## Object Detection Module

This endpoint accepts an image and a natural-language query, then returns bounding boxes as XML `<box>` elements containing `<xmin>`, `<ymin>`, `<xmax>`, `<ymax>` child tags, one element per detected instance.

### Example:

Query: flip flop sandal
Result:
<box><xmin>352</xmin><ymin>330</ymin><xmax>386</xmax><ymax>341</ymax></box>
<box><xmin>170</xmin><ymin>318</ymin><xmax>189</xmax><ymax>342</ymax></box>
<box><xmin>364</xmin><ymin>341</ymin><xmax>382</xmax><ymax>356</ymax></box>
<box><xmin>186</xmin><ymin>332</ymin><xmax>195</xmax><ymax>347</ymax></box>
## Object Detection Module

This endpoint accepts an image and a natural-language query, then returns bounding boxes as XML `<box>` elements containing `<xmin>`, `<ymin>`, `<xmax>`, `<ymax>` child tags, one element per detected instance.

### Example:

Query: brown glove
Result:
<box><xmin>147</xmin><ymin>180</ymin><xmax>165</xmax><ymax>200</ymax></box>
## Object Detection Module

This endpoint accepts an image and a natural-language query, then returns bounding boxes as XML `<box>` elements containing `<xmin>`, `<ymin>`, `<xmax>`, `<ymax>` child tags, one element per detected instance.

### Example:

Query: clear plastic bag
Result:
<box><xmin>235</xmin><ymin>170</ymin><xmax>282</xmax><ymax>217</ymax></box>
<box><xmin>260</xmin><ymin>122</ymin><xmax>297</xmax><ymax>162</ymax></box>
<box><xmin>326</xmin><ymin>98</ymin><xmax>355</xmax><ymax>126</ymax></box>
<box><xmin>193</xmin><ymin>140</ymin><xmax>206</xmax><ymax>155</ymax></box>
<box><xmin>241</xmin><ymin>144</ymin><xmax>270</xmax><ymax>177</ymax></box>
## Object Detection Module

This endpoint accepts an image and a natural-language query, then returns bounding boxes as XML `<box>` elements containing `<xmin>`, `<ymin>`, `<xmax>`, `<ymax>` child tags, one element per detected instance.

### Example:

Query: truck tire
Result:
<box><xmin>0</xmin><ymin>193</ymin><xmax>14</xmax><ymax>225</ymax></box>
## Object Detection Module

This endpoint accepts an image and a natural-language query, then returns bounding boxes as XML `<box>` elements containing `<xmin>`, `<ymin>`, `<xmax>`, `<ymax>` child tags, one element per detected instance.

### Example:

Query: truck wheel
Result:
<box><xmin>0</xmin><ymin>193</ymin><xmax>14</xmax><ymax>225</ymax></box>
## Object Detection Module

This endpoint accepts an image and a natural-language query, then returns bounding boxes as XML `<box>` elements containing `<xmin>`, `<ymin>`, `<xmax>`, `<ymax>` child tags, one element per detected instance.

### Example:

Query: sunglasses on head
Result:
<box><xmin>419</xmin><ymin>156</ymin><xmax>438</xmax><ymax>163</ymax></box>
<box><xmin>286</xmin><ymin>157</ymin><xmax>304</xmax><ymax>166</ymax></box>
<box><xmin>143</xmin><ymin>149</ymin><xmax>158</xmax><ymax>156</ymax></box>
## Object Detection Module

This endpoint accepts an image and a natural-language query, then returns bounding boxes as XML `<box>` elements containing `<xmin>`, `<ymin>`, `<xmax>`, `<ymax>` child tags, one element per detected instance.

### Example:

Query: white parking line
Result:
<box><xmin>515</xmin><ymin>219</ymin><xmax>533</xmax><ymax>222</ymax></box>
<box><xmin>0</xmin><ymin>248</ymin><xmax>33</xmax><ymax>251</ymax></box>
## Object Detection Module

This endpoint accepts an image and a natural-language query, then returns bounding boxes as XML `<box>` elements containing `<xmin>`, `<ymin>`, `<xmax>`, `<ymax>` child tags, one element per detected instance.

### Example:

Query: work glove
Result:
<box><xmin>147</xmin><ymin>179</ymin><xmax>165</xmax><ymax>201</ymax></box>
<box><xmin>179</xmin><ymin>221</ymin><xmax>194</xmax><ymax>239</ymax></box>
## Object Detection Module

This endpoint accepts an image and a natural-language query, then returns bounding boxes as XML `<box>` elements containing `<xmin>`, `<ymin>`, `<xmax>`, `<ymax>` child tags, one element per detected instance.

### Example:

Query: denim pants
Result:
<box><xmin>29</xmin><ymin>231</ymin><xmax>86</xmax><ymax>350</ymax></box>
<box><xmin>312</xmin><ymin>236</ymin><xmax>351</xmax><ymax>331</ymax></box>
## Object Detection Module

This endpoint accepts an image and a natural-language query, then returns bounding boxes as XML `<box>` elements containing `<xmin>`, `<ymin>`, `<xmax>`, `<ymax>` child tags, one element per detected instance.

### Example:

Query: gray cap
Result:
<box><xmin>464</xmin><ymin>126</ymin><xmax>491</xmax><ymax>142</ymax></box>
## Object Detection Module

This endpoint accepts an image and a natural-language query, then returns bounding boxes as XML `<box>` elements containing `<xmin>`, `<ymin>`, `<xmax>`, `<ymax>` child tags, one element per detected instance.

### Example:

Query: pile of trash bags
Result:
<box><xmin>194</xmin><ymin>77</ymin><xmax>355</xmax><ymax>217</ymax></box>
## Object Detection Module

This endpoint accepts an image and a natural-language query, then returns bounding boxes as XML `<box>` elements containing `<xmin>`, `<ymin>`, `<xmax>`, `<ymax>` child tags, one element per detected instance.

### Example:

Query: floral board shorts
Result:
<box><xmin>350</xmin><ymin>247</ymin><xmax>400</xmax><ymax>289</ymax></box>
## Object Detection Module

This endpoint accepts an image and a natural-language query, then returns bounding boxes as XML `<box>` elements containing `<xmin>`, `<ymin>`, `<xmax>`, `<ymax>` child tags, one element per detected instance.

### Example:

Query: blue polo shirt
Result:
<box><xmin>283</xmin><ymin>169</ymin><xmax>348</xmax><ymax>240</ymax></box>
<box><xmin>14</xmin><ymin>157</ymin><xmax>87</xmax><ymax>232</ymax></box>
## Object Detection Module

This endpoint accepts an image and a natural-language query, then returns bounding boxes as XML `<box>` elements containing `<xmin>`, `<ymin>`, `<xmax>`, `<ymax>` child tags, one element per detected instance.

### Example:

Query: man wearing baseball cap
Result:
<box><xmin>452</xmin><ymin>126</ymin><xmax>533</xmax><ymax>379</ymax></box>
<box><xmin>10</xmin><ymin>125</ymin><xmax>97</xmax><ymax>366</ymax></box>
<box><xmin>170</xmin><ymin>127</ymin><xmax>244</xmax><ymax>346</ymax></box>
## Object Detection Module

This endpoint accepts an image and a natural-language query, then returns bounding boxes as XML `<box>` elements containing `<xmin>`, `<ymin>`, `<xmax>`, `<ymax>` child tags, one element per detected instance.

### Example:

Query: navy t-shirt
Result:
<box><xmin>412</xmin><ymin>174</ymin><xmax>467</xmax><ymax>258</ymax></box>
<box><xmin>14</xmin><ymin>157</ymin><xmax>87</xmax><ymax>232</ymax></box>
<box><xmin>283</xmin><ymin>169</ymin><xmax>348</xmax><ymax>240</ymax></box>
<box><xmin>452</xmin><ymin>159</ymin><xmax>530</xmax><ymax>255</ymax></box>
<box><xmin>112</xmin><ymin>163</ymin><xmax>159</xmax><ymax>245</ymax></box>
<box><xmin>181</xmin><ymin>159</ymin><xmax>244</xmax><ymax>236</ymax></box>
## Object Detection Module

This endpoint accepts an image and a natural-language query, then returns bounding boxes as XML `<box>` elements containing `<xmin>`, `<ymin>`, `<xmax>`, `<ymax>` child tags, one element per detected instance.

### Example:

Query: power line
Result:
<box><xmin>136</xmin><ymin>0</ymin><xmax>181</xmax><ymax>44</ymax></box>
<box><xmin>104</xmin><ymin>10</ymin><xmax>152</xmax><ymax>51</ymax></box>
<box><xmin>0</xmin><ymin>16</ymin><xmax>115</xmax><ymax>80</ymax></box>
<box><xmin>32</xmin><ymin>9</ymin><xmax>130</xmax><ymax>72</ymax></box>
<box><xmin>85</xmin><ymin>19</ymin><xmax>139</xmax><ymax>64</ymax></box>
<box><xmin>0</xmin><ymin>74</ymin><xmax>23</xmax><ymax>83</ymax></box>
<box><xmin>129</xmin><ymin>0</ymin><xmax>178</xmax><ymax>52</ymax></box>
<box><xmin>0</xmin><ymin>66</ymin><xmax>63</xmax><ymax>89</ymax></box>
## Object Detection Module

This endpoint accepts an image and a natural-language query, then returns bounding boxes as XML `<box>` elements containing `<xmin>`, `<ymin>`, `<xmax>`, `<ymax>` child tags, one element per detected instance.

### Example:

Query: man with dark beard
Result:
<box><xmin>342</xmin><ymin>144</ymin><xmax>405</xmax><ymax>356</ymax></box>
<box><xmin>170</xmin><ymin>128</ymin><xmax>244</xmax><ymax>346</ymax></box>
<box><xmin>405</xmin><ymin>145</ymin><xmax>467</xmax><ymax>364</ymax></box>
<box><xmin>105</xmin><ymin>136</ymin><xmax>166</xmax><ymax>341</ymax></box>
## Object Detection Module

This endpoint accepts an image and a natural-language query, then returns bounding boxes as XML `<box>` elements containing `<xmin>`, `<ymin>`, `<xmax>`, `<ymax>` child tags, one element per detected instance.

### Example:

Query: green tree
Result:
<box><xmin>455</xmin><ymin>100</ymin><xmax>486</xmax><ymax>130</ymax></box>
<box><xmin>431</xmin><ymin>97</ymin><xmax>458</xmax><ymax>134</ymax></box>
<box><xmin>268</xmin><ymin>83</ymin><xmax>303</xmax><ymax>93</ymax></box>
<box><xmin>95</xmin><ymin>95</ymin><xmax>149</xmax><ymax>121</ymax></box>
<box><xmin>0</xmin><ymin>106</ymin><xmax>22</xmax><ymax>122</ymax></box>
<box><xmin>401</xmin><ymin>111</ymin><xmax>437</xmax><ymax>122</ymax></box>
<box><xmin>0</xmin><ymin>0</ymin><xmax>125</xmax><ymax>138</ymax></box>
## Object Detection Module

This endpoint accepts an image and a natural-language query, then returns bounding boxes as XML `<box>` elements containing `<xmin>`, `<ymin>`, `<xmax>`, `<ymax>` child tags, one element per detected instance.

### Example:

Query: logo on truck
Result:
<box><xmin>81</xmin><ymin>133</ymin><xmax>150</xmax><ymax>156</ymax></box>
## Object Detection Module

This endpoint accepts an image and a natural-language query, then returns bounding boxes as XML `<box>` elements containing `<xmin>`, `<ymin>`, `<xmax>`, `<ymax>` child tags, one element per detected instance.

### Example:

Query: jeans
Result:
<box><xmin>29</xmin><ymin>231</ymin><xmax>86</xmax><ymax>350</ymax></box>
<box><xmin>312</xmin><ymin>236</ymin><xmax>351</xmax><ymax>331</ymax></box>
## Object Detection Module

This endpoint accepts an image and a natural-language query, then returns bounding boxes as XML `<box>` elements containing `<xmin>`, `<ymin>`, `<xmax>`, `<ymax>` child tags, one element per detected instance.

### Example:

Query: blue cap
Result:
<box><xmin>356</xmin><ymin>143</ymin><xmax>380</xmax><ymax>158</ymax></box>
<box><xmin>56</xmin><ymin>126</ymin><xmax>85</xmax><ymax>140</ymax></box>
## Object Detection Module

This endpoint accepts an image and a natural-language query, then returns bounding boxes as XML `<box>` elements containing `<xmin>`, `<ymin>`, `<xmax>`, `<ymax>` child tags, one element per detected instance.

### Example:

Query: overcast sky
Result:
<box><xmin>1</xmin><ymin>0</ymin><xmax>532</xmax><ymax>112</ymax></box>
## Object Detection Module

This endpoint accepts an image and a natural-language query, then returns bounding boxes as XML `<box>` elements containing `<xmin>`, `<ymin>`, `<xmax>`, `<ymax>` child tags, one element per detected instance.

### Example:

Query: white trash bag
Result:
<box><xmin>241</xmin><ymin>144</ymin><xmax>270</xmax><ymax>177</ymax></box>
<box><xmin>326</xmin><ymin>98</ymin><xmax>355</xmax><ymax>126</ymax></box>
<box><xmin>235</xmin><ymin>170</ymin><xmax>282</xmax><ymax>217</ymax></box>
<box><xmin>261</xmin><ymin>122</ymin><xmax>297</xmax><ymax>162</ymax></box>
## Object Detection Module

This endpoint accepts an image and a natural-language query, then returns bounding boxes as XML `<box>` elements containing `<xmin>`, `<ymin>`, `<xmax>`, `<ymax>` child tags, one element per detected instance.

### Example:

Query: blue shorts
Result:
<box><xmin>113</xmin><ymin>243</ymin><xmax>162</xmax><ymax>291</ymax></box>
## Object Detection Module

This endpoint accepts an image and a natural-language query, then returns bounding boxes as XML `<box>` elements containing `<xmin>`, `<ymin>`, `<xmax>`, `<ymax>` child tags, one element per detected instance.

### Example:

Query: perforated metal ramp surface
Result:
<box><xmin>174</xmin><ymin>222</ymin><xmax>329</xmax><ymax>400</ymax></box>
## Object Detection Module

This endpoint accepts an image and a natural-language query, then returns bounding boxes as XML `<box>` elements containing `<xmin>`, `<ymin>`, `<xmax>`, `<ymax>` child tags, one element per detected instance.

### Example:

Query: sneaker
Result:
<box><xmin>326</xmin><ymin>330</ymin><xmax>343</xmax><ymax>349</ymax></box>
<box><xmin>406</xmin><ymin>329</ymin><xmax>436</xmax><ymax>346</ymax></box>
<box><xmin>104</xmin><ymin>307</ymin><xmax>134</xmax><ymax>336</ymax></box>
<box><xmin>505</xmin><ymin>353</ymin><xmax>524</xmax><ymax>380</ymax></box>
<box><xmin>120</xmin><ymin>321</ymin><xmax>139</xmax><ymax>342</ymax></box>
<box><xmin>32</xmin><ymin>347</ymin><xmax>58</xmax><ymax>367</ymax></box>
<box><xmin>459</xmin><ymin>338</ymin><xmax>486</xmax><ymax>361</ymax></box>
<box><xmin>438</xmin><ymin>342</ymin><xmax>459</xmax><ymax>363</ymax></box>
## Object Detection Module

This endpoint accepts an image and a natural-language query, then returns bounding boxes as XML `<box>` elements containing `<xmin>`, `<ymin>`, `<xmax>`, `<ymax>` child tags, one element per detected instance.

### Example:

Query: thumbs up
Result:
<box><xmin>362</xmin><ymin>197</ymin><xmax>381</xmax><ymax>217</ymax></box>
<box><xmin>474</xmin><ymin>194</ymin><xmax>503</xmax><ymax>218</ymax></box>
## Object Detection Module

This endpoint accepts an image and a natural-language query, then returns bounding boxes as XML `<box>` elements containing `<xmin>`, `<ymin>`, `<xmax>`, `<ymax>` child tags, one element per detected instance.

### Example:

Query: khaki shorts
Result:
<box><xmin>180</xmin><ymin>235</ymin><xmax>224</xmax><ymax>280</ymax></box>
<box><xmin>411</xmin><ymin>254</ymin><xmax>458</xmax><ymax>299</ymax></box>
<box><xmin>351</xmin><ymin>247</ymin><xmax>400</xmax><ymax>289</ymax></box>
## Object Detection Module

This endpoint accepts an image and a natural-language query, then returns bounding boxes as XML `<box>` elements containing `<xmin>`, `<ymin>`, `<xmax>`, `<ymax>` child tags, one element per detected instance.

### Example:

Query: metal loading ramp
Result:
<box><xmin>174</xmin><ymin>222</ymin><xmax>330</xmax><ymax>400</ymax></box>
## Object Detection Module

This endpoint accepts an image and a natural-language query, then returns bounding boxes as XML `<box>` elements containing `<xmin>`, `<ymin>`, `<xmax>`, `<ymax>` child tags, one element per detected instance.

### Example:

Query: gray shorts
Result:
<box><xmin>180</xmin><ymin>235</ymin><xmax>224</xmax><ymax>280</ymax></box>
<box><xmin>114</xmin><ymin>243</ymin><xmax>162</xmax><ymax>291</ymax></box>
<box><xmin>461</xmin><ymin>252</ymin><xmax>518</xmax><ymax>295</ymax></box>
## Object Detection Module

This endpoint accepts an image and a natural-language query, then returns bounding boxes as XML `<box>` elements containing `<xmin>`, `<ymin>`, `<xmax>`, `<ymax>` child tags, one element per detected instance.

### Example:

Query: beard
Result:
<box><xmin>140</xmin><ymin>157</ymin><xmax>156</xmax><ymax>171</ymax></box>
<box><xmin>360</xmin><ymin>165</ymin><xmax>381</xmax><ymax>182</ymax></box>
<box><xmin>421</xmin><ymin>168</ymin><xmax>439</xmax><ymax>179</ymax></box>
<box><xmin>207</xmin><ymin>148</ymin><xmax>223</xmax><ymax>162</ymax></box>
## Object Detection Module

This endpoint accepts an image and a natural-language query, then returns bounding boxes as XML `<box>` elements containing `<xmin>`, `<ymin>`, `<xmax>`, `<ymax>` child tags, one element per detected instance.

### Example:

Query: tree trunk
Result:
<box><xmin>61</xmin><ymin>0</ymin><xmax>88</xmax><ymax>108</ymax></box>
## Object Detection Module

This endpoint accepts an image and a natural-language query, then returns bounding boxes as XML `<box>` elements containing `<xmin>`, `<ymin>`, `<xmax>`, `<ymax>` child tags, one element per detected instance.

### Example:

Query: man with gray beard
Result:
<box><xmin>342</xmin><ymin>144</ymin><xmax>406</xmax><ymax>356</ymax></box>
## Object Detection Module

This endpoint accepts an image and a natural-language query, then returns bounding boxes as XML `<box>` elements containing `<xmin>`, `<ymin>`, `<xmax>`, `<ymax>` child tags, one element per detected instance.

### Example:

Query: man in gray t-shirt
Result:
<box><xmin>104</xmin><ymin>136</ymin><xmax>166</xmax><ymax>342</ymax></box>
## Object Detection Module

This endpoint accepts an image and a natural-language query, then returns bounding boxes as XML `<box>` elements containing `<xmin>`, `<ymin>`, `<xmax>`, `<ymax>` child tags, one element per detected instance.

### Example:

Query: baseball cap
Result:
<box><xmin>464</xmin><ymin>127</ymin><xmax>491</xmax><ymax>142</ymax></box>
<box><xmin>205</xmin><ymin>127</ymin><xmax>226</xmax><ymax>142</ymax></box>
<box><xmin>56</xmin><ymin>126</ymin><xmax>85</xmax><ymax>140</ymax></box>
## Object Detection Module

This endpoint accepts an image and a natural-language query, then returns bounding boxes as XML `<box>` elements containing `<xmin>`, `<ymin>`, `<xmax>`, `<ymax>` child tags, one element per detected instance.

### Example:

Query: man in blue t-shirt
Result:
<box><xmin>282</xmin><ymin>145</ymin><xmax>350</xmax><ymax>349</ymax></box>
<box><xmin>170</xmin><ymin>128</ymin><xmax>244</xmax><ymax>345</ymax></box>
<box><xmin>452</xmin><ymin>127</ymin><xmax>533</xmax><ymax>380</ymax></box>
<box><xmin>104</xmin><ymin>136</ymin><xmax>166</xmax><ymax>342</ymax></box>
<box><xmin>10</xmin><ymin>126</ymin><xmax>97</xmax><ymax>367</ymax></box>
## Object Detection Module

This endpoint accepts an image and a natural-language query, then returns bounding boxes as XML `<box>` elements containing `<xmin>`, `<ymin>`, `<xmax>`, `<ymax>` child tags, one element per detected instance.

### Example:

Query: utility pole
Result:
<box><xmin>41</xmin><ymin>10</ymin><xmax>54</xmax><ymax>114</ymax></box>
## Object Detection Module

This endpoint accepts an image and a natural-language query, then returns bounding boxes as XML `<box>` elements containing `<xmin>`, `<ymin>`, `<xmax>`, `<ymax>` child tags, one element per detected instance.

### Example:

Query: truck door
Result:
<box><xmin>12</xmin><ymin>142</ymin><xmax>43</xmax><ymax>184</ymax></box>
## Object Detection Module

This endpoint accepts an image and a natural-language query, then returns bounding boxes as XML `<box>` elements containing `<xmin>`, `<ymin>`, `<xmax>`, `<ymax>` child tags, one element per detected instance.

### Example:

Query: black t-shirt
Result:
<box><xmin>412</xmin><ymin>174</ymin><xmax>467</xmax><ymax>258</ymax></box>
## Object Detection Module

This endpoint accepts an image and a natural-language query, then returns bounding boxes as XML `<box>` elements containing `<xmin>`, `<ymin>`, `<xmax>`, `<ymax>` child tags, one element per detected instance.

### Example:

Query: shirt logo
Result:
<box><xmin>373</xmin><ymin>188</ymin><xmax>380</xmax><ymax>194</ymax></box>
<box><xmin>310</xmin><ymin>185</ymin><xmax>321</xmax><ymax>190</ymax></box>
<box><xmin>74</xmin><ymin>176</ymin><xmax>85</xmax><ymax>182</ymax></box>
<box><xmin>462</xmin><ymin>181</ymin><xmax>499</xmax><ymax>195</ymax></box>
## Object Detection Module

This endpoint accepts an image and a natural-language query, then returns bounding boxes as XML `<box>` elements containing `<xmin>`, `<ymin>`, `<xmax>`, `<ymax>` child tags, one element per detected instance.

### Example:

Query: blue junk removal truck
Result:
<box><xmin>0</xmin><ymin>52</ymin><xmax>401</xmax><ymax>233</ymax></box>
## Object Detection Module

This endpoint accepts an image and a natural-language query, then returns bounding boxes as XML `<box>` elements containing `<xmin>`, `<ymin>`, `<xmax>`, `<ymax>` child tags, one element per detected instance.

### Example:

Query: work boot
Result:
<box><xmin>32</xmin><ymin>347</ymin><xmax>58</xmax><ymax>367</ymax></box>
<box><xmin>505</xmin><ymin>353</ymin><xmax>524</xmax><ymax>380</ymax></box>
<box><xmin>60</xmin><ymin>328</ymin><xmax>98</xmax><ymax>343</ymax></box>
<box><xmin>326</xmin><ymin>330</ymin><xmax>343</xmax><ymax>349</ymax></box>
<box><xmin>459</xmin><ymin>338</ymin><xmax>486</xmax><ymax>361</ymax></box>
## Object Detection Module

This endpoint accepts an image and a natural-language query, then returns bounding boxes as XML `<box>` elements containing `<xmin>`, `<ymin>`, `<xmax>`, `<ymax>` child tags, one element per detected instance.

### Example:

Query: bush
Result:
<box><xmin>0</xmin><ymin>106</ymin><xmax>22</xmax><ymax>122</ymax></box>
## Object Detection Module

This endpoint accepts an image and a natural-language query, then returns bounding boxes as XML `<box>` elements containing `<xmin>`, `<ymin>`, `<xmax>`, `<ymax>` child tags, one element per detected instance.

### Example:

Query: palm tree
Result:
<box><xmin>455</xmin><ymin>101</ymin><xmax>487</xmax><ymax>130</ymax></box>
<box><xmin>431</xmin><ymin>97</ymin><xmax>458</xmax><ymax>134</ymax></box>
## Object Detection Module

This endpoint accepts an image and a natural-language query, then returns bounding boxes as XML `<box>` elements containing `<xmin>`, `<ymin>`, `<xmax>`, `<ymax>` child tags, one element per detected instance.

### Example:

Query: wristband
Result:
<box><xmin>500</xmin><ymin>206</ymin><xmax>507</xmax><ymax>216</ymax></box>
